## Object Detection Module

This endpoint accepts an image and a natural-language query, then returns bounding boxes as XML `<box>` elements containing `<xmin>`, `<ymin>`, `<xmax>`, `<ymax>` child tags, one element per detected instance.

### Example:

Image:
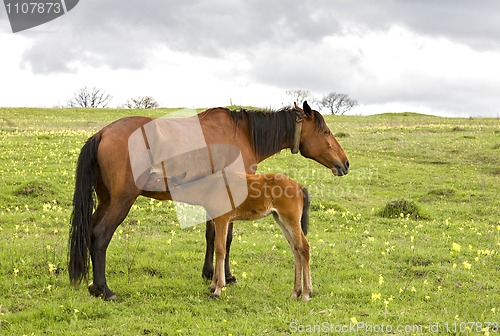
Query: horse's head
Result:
<box><xmin>294</xmin><ymin>101</ymin><xmax>349</xmax><ymax>176</ymax></box>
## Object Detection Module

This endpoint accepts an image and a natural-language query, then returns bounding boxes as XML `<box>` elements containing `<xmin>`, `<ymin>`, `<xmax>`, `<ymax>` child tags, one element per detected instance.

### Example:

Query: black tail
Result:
<box><xmin>69</xmin><ymin>134</ymin><xmax>101</xmax><ymax>284</ymax></box>
<box><xmin>300</xmin><ymin>186</ymin><xmax>310</xmax><ymax>236</ymax></box>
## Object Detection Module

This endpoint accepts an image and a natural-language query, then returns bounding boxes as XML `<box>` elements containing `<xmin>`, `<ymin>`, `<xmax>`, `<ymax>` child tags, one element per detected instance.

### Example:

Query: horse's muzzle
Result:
<box><xmin>332</xmin><ymin>160</ymin><xmax>349</xmax><ymax>176</ymax></box>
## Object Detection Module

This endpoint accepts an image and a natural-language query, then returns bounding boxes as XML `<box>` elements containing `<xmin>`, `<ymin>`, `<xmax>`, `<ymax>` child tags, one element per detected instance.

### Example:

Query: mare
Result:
<box><xmin>69</xmin><ymin>101</ymin><xmax>348</xmax><ymax>300</ymax></box>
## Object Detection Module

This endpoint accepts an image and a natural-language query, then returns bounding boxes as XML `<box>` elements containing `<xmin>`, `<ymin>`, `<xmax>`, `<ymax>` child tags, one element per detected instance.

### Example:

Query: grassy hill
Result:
<box><xmin>0</xmin><ymin>108</ymin><xmax>499</xmax><ymax>335</ymax></box>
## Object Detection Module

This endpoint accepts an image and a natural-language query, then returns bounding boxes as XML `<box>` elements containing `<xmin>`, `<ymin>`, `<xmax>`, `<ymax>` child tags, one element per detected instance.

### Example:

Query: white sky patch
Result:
<box><xmin>311</xmin><ymin>27</ymin><xmax>500</xmax><ymax>117</ymax></box>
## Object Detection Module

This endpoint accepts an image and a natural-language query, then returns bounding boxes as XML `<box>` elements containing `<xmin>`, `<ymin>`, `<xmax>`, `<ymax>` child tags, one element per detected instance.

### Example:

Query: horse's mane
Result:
<box><xmin>227</xmin><ymin>106</ymin><xmax>328</xmax><ymax>158</ymax></box>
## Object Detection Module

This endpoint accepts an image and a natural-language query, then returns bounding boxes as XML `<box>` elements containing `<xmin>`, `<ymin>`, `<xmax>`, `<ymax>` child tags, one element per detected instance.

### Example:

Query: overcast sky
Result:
<box><xmin>1</xmin><ymin>0</ymin><xmax>500</xmax><ymax>117</ymax></box>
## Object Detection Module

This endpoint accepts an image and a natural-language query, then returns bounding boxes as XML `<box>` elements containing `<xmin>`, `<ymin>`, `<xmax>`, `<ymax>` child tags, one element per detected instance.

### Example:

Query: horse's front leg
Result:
<box><xmin>224</xmin><ymin>221</ymin><xmax>237</xmax><ymax>283</ymax></box>
<box><xmin>202</xmin><ymin>219</ymin><xmax>215</xmax><ymax>280</ymax></box>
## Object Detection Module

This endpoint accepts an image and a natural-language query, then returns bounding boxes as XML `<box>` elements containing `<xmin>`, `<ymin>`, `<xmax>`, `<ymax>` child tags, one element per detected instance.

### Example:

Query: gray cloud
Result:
<box><xmin>12</xmin><ymin>0</ymin><xmax>500</xmax><ymax>116</ymax></box>
<box><xmin>333</xmin><ymin>0</ymin><xmax>500</xmax><ymax>50</ymax></box>
<box><xmin>19</xmin><ymin>0</ymin><xmax>500</xmax><ymax>73</ymax></box>
<box><xmin>20</xmin><ymin>0</ymin><xmax>344</xmax><ymax>73</ymax></box>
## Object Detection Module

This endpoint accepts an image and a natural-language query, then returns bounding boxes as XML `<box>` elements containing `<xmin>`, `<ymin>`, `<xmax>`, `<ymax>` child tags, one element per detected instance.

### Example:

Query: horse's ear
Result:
<box><xmin>294</xmin><ymin>101</ymin><xmax>304</xmax><ymax>112</ymax></box>
<box><xmin>303</xmin><ymin>101</ymin><xmax>313</xmax><ymax>118</ymax></box>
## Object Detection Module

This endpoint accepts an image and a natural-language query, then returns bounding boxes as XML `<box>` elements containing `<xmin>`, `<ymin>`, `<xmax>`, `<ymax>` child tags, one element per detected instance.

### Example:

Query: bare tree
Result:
<box><xmin>126</xmin><ymin>96</ymin><xmax>160</xmax><ymax>109</ymax></box>
<box><xmin>68</xmin><ymin>87</ymin><xmax>112</xmax><ymax>108</ymax></box>
<box><xmin>320</xmin><ymin>92</ymin><xmax>358</xmax><ymax>115</ymax></box>
<box><xmin>285</xmin><ymin>89</ymin><xmax>311</xmax><ymax>104</ymax></box>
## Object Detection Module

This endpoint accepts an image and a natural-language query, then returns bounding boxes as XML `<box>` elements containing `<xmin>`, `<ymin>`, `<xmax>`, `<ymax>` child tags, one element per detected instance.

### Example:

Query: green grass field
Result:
<box><xmin>0</xmin><ymin>108</ymin><xmax>499</xmax><ymax>335</ymax></box>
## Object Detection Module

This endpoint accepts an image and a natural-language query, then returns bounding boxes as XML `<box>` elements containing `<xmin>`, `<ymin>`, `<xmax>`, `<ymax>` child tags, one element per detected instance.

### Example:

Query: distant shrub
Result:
<box><xmin>427</xmin><ymin>188</ymin><xmax>456</xmax><ymax>197</ymax></box>
<box><xmin>334</xmin><ymin>132</ymin><xmax>350</xmax><ymax>138</ymax></box>
<box><xmin>379</xmin><ymin>199</ymin><xmax>426</xmax><ymax>220</ymax></box>
<box><xmin>0</xmin><ymin>117</ymin><xmax>17</xmax><ymax>131</ymax></box>
<box><xmin>488</xmin><ymin>168</ymin><xmax>500</xmax><ymax>176</ymax></box>
<box><xmin>451</xmin><ymin>126</ymin><xmax>466</xmax><ymax>132</ymax></box>
<box><xmin>14</xmin><ymin>181</ymin><xmax>54</xmax><ymax>198</ymax></box>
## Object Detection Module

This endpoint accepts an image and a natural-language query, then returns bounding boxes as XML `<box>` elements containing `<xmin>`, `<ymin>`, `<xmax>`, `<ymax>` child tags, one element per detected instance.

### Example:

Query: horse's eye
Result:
<box><xmin>325</xmin><ymin>130</ymin><xmax>331</xmax><ymax>136</ymax></box>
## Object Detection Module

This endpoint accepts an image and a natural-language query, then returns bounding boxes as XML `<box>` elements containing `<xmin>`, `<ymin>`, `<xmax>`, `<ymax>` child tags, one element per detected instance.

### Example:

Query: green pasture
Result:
<box><xmin>0</xmin><ymin>108</ymin><xmax>499</xmax><ymax>335</ymax></box>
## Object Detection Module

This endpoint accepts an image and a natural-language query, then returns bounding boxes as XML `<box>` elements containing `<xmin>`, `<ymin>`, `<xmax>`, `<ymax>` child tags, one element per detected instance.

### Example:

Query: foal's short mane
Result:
<box><xmin>226</xmin><ymin>107</ymin><xmax>328</xmax><ymax>157</ymax></box>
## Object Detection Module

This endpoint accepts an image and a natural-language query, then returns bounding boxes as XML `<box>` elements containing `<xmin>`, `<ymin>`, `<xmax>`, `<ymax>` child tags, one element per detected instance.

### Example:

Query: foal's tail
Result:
<box><xmin>300</xmin><ymin>186</ymin><xmax>310</xmax><ymax>236</ymax></box>
<box><xmin>69</xmin><ymin>133</ymin><xmax>101</xmax><ymax>284</ymax></box>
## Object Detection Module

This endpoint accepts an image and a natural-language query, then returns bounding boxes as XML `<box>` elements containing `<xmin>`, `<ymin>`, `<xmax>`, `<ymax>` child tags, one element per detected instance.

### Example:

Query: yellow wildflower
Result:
<box><xmin>452</xmin><ymin>243</ymin><xmax>461</xmax><ymax>252</ymax></box>
<box><xmin>48</xmin><ymin>263</ymin><xmax>57</xmax><ymax>274</ymax></box>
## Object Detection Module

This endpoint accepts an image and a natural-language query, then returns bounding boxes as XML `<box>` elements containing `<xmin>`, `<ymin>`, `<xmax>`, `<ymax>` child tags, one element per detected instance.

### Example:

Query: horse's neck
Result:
<box><xmin>253</xmin><ymin>130</ymin><xmax>294</xmax><ymax>163</ymax></box>
<box><xmin>255</xmin><ymin>144</ymin><xmax>290</xmax><ymax>163</ymax></box>
<box><xmin>247</xmin><ymin>115</ymin><xmax>295</xmax><ymax>162</ymax></box>
<box><xmin>202</xmin><ymin>107</ymin><xmax>295</xmax><ymax>166</ymax></box>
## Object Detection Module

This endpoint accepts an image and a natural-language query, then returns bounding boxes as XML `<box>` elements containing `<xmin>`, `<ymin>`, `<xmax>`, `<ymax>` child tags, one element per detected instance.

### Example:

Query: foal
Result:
<box><xmin>206</xmin><ymin>173</ymin><xmax>312</xmax><ymax>301</ymax></box>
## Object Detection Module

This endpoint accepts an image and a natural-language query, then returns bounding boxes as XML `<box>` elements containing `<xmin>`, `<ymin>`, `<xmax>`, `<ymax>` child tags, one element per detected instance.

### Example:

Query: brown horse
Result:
<box><xmin>205</xmin><ymin>173</ymin><xmax>311</xmax><ymax>300</ymax></box>
<box><xmin>69</xmin><ymin>101</ymin><xmax>349</xmax><ymax>300</ymax></box>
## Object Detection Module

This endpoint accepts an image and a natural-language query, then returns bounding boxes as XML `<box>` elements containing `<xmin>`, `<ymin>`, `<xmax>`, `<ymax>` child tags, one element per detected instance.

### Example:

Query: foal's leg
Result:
<box><xmin>287</xmin><ymin>233</ymin><xmax>305</xmax><ymax>300</ymax></box>
<box><xmin>298</xmin><ymin>235</ymin><xmax>312</xmax><ymax>301</ymax></box>
<box><xmin>290</xmin><ymin>244</ymin><xmax>304</xmax><ymax>300</ymax></box>
<box><xmin>202</xmin><ymin>220</ymin><xmax>236</xmax><ymax>283</ymax></box>
<box><xmin>273</xmin><ymin>213</ymin><xmax>302</xmax><ymax>299</ymax></box>
<box><xmin>89</xmin><ymin>198</ymin><xmax>135</xmax><ymax>301</ymax></box>
<box><xmin>273</xmin><ymin>212</ymin><xmax>312</xmax><ymax>301</ymax></box>
<box><xmin>210</xmin><ymin>218</ymin><xmax>229</xmax><ymax>298</ymax></box>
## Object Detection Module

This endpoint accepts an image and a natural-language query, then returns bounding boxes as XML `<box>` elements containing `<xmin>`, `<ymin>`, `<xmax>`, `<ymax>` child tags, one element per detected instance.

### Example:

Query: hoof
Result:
<box><xmin>104</xmin><ymin>293</ymin><xmax>119</xmax><ymax>301</ymax></box>
<box><xmin>88</xmin><ymin>283</ymin><xmax>119</xmax><ymax>301</ymax></box>
<box><xmin>88</xmin><ymin>283</ymin><xmax>102</xmax><ymax>297</ymax></box>
<box><xmin>291</xmin><ymin>289</ymin><xmax>302</xmax><ymax>300</ymax></box>
<box><xmin>202</xmin><ymin>268</ymin><xmax>214</xmax><ymax>280</ymax></box>
<box><xmin>211</xmin><ymin>288</ymin><xmax>222</xmax><ymax>298</ymax></box>
<box><xmin>225</xmin><ymin>274</ymin><xmax>237</xmax><ymax>284</ymax></box>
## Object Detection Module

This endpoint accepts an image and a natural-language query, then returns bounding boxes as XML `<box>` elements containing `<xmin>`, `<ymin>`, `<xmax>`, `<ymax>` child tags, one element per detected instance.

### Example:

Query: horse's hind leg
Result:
<box><xmin>89</xmin><ymin>197</ymin><xmax>135</xmax><ymax>301</ymax></box>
